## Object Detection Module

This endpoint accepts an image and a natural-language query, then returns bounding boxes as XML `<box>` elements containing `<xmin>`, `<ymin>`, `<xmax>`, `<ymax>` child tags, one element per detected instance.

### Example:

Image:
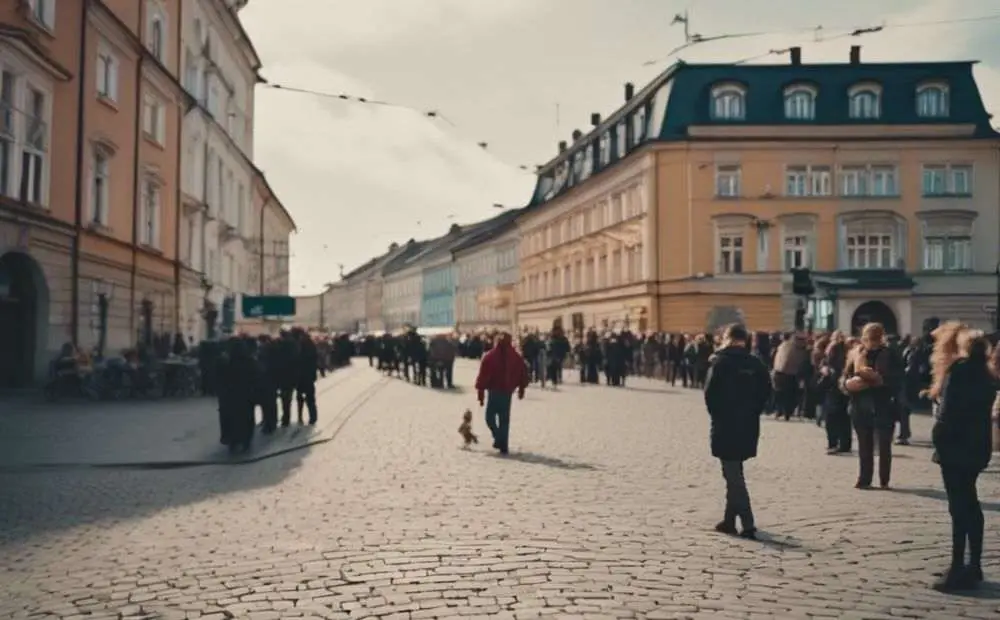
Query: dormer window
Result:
<box><xmin>632</xmin><ymin>107</ymin><xmax>647</xmax><ymax>144</ymax></box>
<box><xmin>848</xmin><ymin>83</ymin><xmax>881</xmax><ymax>119</ymax></box>
<box><xmin>615</xmin><ymin>120</ymin><xmax>627</xmax><ymax>157</ymax></box>
<box><xmin>916</xmin><ymin>83</ymin><xmax>949</xmax><ymax>118</ymax></box>
<box><xmin>571</xmin><ymin>151</ymin><xmax>584</xmax><ymax>182</ymax></box>
<box><xmin>784</xmin><ymin>85</ymin><xmax>816</xmax><ymax>120</ymax></box>
<box><xmin>599</xmin><ymin>132</ymin><xmax>611</xmax><ymax>166</ymax></box>
<box><xmin>711</xmin><ymin>84</ymin><xmax>746</xmax><ymax>120</ymax></box>
<box><xmin>581</xmin><ymin>144</ymin><xmax>594</xmax><ymax>179</ymax></box>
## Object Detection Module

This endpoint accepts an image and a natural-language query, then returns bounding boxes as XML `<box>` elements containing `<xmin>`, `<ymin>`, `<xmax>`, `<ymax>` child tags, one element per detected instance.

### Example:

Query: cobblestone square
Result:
<box><xmin>1</xmin><ymin>361</ymin><xmax>998</xmax><ymax>619</ymax></box>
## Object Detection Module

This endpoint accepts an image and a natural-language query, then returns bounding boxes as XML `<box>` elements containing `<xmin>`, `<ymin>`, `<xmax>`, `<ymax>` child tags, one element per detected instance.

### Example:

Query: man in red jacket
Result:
<box><xmin>475</xmin><ymin>332</ymin><xmax>529</xmax><ymax>454</ymax></box>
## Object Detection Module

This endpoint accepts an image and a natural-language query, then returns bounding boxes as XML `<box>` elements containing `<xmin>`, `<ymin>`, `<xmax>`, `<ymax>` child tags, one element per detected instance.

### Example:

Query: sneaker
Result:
<box><xmin>714</xmin><ymin>521</ymin><xmax>738</xmax><ymax>535</ymax></box>
<box><xmin>739</xmin><ymin>528</ymin><xmax>758</xmax><ymax>540</ymax></box>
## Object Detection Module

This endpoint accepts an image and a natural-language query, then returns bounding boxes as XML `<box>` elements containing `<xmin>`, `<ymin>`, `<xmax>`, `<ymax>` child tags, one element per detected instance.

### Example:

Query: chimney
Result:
<box><xmin>624</xmin><ymin>82</ymin><xmax>635</xmax><ymax>101</ymax></box>
<box><xmin>789</xmin><ymin>46</ymin><xmax>801</xmax><ymax>66</ymax></box>
<box><xmin>449</xmin><ymin>223</ymin><xmax>461</xmax><ymax>235</ymax></box>
<box><xmin>389</xmin><ymin>242</ymin><xmax>399</xmax><ymax>251</ymax></box>
<box><xmin>590</xmin><ymin>113</ymin><xmax>601</xmax><ymax>126</ymax></box>
<box><xmin>558</xmin><ymin>140</ymin><xmax>567</xmax><ymax>153</ymax></box>
<box><xmin>850</xmin><ymin>45</ymin><xmax>861</xmax><ymax>64</ymax></box>
<box><xmin>571</xmin><ymin>129</ymin><xmax>583</xmax><ymax>141</ymax></box>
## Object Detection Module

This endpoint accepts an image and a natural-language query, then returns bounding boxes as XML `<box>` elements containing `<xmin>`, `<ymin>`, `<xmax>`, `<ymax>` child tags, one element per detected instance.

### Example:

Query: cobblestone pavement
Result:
<box><xmin>1</xmin><ymin>360</ymin><xmax>998</xmax><ymax>619</ymax></box>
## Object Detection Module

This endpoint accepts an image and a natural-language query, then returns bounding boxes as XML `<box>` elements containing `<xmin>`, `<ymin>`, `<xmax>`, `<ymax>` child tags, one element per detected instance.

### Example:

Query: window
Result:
<box><xmin>90</xmin><ymin>148</ymin><xmax>110</xmax><ymax>225</ymax></box>
<box><xmin>28</xmin><ymin>0</ymin><xmax>55</xmax><ymax>30</ymax></box>
<box><xmin>718</xmin><ymin>235</ymin><xmax>743</xmax><ymax>274</ymax></box>
<box><xmin>599</xmin><ymin>132</ymin><xmax>610</xmax><ymax>166</ymax></box>
<box><xmin>142</xmin><ymin>95</ymin><xmax>164</xmax><ymax>143</ymax></box>
<box><xmin>615</xmin><ymin>121</ymin><xmax>627</xmax><ymax>157</ymax></box>
<box><xmin>96</xmin><ymin>44</ymin><xmax>119</xmax><ymax>102</ymax></box>
<box><xmin>784</xmin><ymin>86</ymin><xmax>816</xmax><ymax>120</ymax></box>
<box><xmin>580</xmin><ymin>144</ymin><xmax>593</xmax><ymax>180</ymax></box>
<box><xmin>785</xmin><ymin>165</ymin><xmax>831</xmax><ymax>196</ymax></box>
<box><xmin>870</xmin><ymin>166</ymin><xmax>898</xmax><ymax>196</ymax></box>
<box><xmin>845</xmin><ymin>232</ymin><xmax>894</xmax><ymax>269</ymax></box>
<box><xmin>571</xmin><ymin>151</ymin><xmax>584</xmax><ymax>183</ymax></box>
<box><xmin>711</xmin><ymin>85</ymin><xmax>745</xmax><ymax>120</ymax></box>
<box><xmin>924</xmin><ymin>237</ymin><xmax>971</xmax><ymax>271</ymax></box>
<box><xmin>922</xmin><ymin>164</ymin><xmax>972</xmax><ymax>196</ymax></box>
<box><xmin>20</xmin><ymin>86</ymin><xmax>47</xmax><ymax>205</ymax></box>
<box><xmin>632</xmin><ymin>107</ymin><xmax>646</xmax><ymax>144</ymax></box>
<box><xmin>184</xmin><ymin>49</ymin><xmax>199</xmax><ymax>96</ymax></box>
<box><xmin>715</xmin><ymin>165</ymin><xmax>740</xmax><ymax>197</ymax></box>
<box><xmin>139</xmin><ymin>178</ymin><xmax>161</xmax><ymax>248</ymax></box>
<box><xmin>916</xmin><ymin>84</ymin><xmax>949</xmax><ymax>118</ymax></box>
<box><xmin>0</xmin><ymin>70</ymin><xmax>14</xmax><ymax>196</ymax></box>
<box><xmin>147</xmin><ymin>5</ymin><xmax>167</xmax><ymax>62</ymax></box>
<box><xmin>784</xmin><ymin>235</ymin><xmax>809</xmax><ymax>269</ymax></box>
<box><xmin>849</xmin><ymin>85</ymin><xmax>881</xmax><ymax>119</ymax></box>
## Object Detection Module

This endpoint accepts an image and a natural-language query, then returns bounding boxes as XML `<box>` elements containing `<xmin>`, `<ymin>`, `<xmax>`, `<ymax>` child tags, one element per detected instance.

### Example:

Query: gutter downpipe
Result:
<box><xmin>686</xmin><ymin>146</ymin><xmax>693</xmax><ymax>277</ymax></box>
<box><xmin>70</xmin><ymin>0</ymin><xmax>90</xmax><ymax>346</ymax></box>
<box><xmin>172</xmin><ymin>0</ymin><xmax>184</xmax><ymax>333</ymax></box>
<box><xmin>129</xmin><ymin>2</ymin><xmax>147</xmax><ymax>342</ymax></box>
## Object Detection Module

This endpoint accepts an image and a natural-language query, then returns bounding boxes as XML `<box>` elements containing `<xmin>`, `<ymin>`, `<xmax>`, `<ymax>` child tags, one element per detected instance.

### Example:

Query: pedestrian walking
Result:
<box><xmin>704</xmin><ymin>323</ymin><xmax>772</xmax><ymax>539</ymax></box>
<box><xmin>474</xmin><ymin>332</ymin><xmax>529</xmax><ymax>455</ymax></box>
<box><xmin>929</xmin><ymin>327</ymin><xmax>995</xmax><ymax>592</ymax></box>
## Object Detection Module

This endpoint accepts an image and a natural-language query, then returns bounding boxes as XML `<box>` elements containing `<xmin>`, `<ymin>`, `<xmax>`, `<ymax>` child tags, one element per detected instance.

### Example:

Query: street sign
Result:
<box><xmin>241</xmin><ymin>295</ymin><xmax>296</xmax><ymax>318</ymax></box>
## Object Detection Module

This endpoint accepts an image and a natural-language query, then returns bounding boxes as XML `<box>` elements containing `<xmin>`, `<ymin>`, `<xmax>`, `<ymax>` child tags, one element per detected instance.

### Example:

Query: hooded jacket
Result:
<box><xmin>475</xmin><ymin>338</ymin><xmax>529</xmax><ymax>400</ymax></box>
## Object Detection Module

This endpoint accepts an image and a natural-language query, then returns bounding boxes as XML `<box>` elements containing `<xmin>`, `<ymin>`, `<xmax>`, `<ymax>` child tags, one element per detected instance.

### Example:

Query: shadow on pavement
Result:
<box><xmin>889</xmin><ymin>487</ymin><xmax>1000</xmax><ymax>512</ymax></box>
<box><xmin>948</xmin><ymin>582</ymin><xmax>1000</xmax><ymax>600</ymax></box>
<box><xmin>618</xmin><ymin>385</ymin><xmax>684</xmax><ymax>395</ymax></box>
<box><xmin>0</xmin><ymin>442</ymin><xmax>308</xmax><ymax>543</ymax></box>
<box><xmin>486</xmin><ymin>450</ymin><xmax>598</xmax><ymax>471</ymax></box>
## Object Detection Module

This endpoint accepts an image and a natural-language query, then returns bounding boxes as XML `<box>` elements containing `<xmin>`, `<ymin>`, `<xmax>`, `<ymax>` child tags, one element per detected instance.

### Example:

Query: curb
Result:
<box><xmin>0</xmin><ymin>371</ymin><xmax>391</xmax><ymax>473</ymax></box>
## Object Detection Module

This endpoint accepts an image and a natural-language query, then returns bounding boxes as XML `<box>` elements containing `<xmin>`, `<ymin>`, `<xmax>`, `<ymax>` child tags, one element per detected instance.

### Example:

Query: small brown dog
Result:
<box><xmin>458</xmin><ymin>409</ymin><xmax>478</xmax><ymax>447</ymax></box>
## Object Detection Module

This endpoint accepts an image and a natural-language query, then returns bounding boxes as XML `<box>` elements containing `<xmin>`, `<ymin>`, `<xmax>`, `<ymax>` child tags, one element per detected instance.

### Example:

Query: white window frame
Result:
<box><xmin>785</xmin><ymin>165</ymin><xmax>831</xmax><ymax>197</ymax></box>
<box><xmin>96</xmin><ymin>42</ymin><xmax>119</xmax><ymax>102</ymax></box>
<box><xmin>139</xmin><ymin>177</ymin><xmax>162</xmax><ymax>249</ymax></box>
<box><xmin>848</xmin><ymin>83</ymin><xmax>881</xmax><ymax>119</ymax></box>
<box><xmin>715</xmin><ymin>164</ymin><xmax>741</xmax><ymax>198</ymax></box>
<box><xmin>783</xmin><ymin>85</ymin><xmax>816</xmax><ymax>120</ymax></box>
<box><xmin>89</xmin><ymin>145</ymin><xmax>111</xmax><ymax>226</ymax></box>
<box><xmin>916</xmin><ymin>83</ymin><xmax>949</xmax><ymax>118</ymax></box>
<box><xmin>870</xmin><ymin>166</ymin><xmax>898</xmax><ymax>196</ymax></box>
<box><xmin>598</xmin><ymin>132</ymin><xmax>610</xmax><ymax>166</ymax></box>
<box><xmin>717</xmin><ymin>233</ymin><xmax>744</xmax><ymax>274</ymax></box>
<box><xmin>27</xmin><ymin>0</ymin><xmax>56</xmax><ymax>32</ymax></box>
<box><xmin>783</xmin><ymin>234</ymin><xmax>810</xmax><ymax>270</ymax></box>
<box><xmin>146</xmin><ymin>1</ymin><xmax>168</xmax><ymax>63</ymax></box>
<box><xmin>921</xmin><ymin>217</ymin><xmax>974</xmax><ymax>272</ymax></box>
<box><xmin>19</xmin><ymin>79</ymin><xmax>50</xmax><ymax>207</ymax></box>
<box><xmin>142</xmin><ymin>94</ymin><xmax>165</xmax><ymax>144</ymax></box>
<box><xmin>845</xmin><ymin>226</ymin><xmax>896</xmax><ymax>269</ymax></box>
<box><xmin>711</xmin><ymin>84</ymin><xmax>746</xmax><ymax>120</ymax></box>
<box><xmin>615</xmin><ymin>121</ymin><xmax>627</xmax><ymax>157</ymax></box>
<box><xmin>921</xmin><ymin>163</ymin><xmax>972</xmax><ymax>196</ymax></box>
<box><xmin>632</xmin><ymin>107</ymin><xmax>647</xmax><ymax>144</ymax></box>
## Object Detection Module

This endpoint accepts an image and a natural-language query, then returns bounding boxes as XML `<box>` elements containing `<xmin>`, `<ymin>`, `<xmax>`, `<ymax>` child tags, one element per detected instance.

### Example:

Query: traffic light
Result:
<box><xmin>791</xmin><ymin>268</ymin><xmax>815</xmax><ymax>297</ymax></box>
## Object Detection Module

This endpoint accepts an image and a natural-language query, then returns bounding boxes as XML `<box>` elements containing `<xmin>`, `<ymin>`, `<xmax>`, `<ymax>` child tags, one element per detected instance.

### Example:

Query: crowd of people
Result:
<box><xmin>702</xmin><ymin>320</ymin><xmax>997</xmax><ymax>593</ymax></box>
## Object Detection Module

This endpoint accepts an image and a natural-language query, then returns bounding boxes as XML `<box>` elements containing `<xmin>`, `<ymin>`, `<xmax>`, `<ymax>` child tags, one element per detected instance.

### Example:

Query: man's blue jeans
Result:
<box><xmin>485</xmin><ymin>390</ymin><xmax>513</xmax><ymax>452</ymax></box>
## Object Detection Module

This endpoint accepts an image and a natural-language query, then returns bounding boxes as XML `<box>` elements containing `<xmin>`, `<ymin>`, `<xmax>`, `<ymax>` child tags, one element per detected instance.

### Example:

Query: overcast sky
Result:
<box><xmin>238</xmin><ymin>0</ymin><xmax>1000</xmax><ymax>294</ymax></box>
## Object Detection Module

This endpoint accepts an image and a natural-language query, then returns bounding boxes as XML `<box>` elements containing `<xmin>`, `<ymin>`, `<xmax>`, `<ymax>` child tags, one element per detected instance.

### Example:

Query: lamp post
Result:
<box><xmin>200</xmin><ymin>275</ymin><xmax>216</xmax><ymax>341</ymax></box>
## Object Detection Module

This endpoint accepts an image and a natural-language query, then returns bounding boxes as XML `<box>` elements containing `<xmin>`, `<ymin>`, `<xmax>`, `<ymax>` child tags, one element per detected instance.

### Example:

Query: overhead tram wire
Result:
<box><xmin>641</xmin><ymin>11</ymin><xmax>1000</xmax><ymax>68</ymax></box>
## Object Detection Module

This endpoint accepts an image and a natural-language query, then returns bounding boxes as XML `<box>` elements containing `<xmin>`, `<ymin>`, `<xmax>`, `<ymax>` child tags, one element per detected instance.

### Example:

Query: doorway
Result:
<box><xmin>850</xmin><ymin>300</ymin><xmax>899</xmax><ymax>336</ymax></box>
<box><xmin>0</xmin><ymin>251</ymin><xmax>47</xmax><ymax>387</ymax></box>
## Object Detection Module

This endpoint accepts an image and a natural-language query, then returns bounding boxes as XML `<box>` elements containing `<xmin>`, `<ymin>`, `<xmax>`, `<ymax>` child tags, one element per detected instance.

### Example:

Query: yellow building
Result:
<box><xmin>518</xmin><ymin>46</ymin><xmax>1000</xmax><ymax>336</ymax></box>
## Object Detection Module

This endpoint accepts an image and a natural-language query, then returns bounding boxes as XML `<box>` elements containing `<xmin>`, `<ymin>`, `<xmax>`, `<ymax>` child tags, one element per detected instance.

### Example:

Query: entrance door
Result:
<box><xmin>850</xmin><ymin>300</ymin><xmax>898</xmax><ymax>336</ymax></box>
<box><xmin>0</xmin><ymin>252</ymin><xmax>39</xmax><ymax>387</ymax></box>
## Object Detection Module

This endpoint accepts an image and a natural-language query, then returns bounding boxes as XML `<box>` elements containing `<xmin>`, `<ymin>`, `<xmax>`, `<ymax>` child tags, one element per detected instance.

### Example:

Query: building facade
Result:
<box><xmin>178</xmin><ymin>0</ymin><xmax>263</xmax><ymax>340</ymax></box>
<box><xmin>521</xmin><ymin>46</ymin><xmax>1000</xmax><ymax>335</ymax></box>
<box><xmin>452</xmin><ymin>210</ymin><xmax>521</xmax><ymax>331</ymax></box>
<box><xmin>380</xmin><ymin>239</ymin><xmax>427</xmax><ymax>331</ymax></box>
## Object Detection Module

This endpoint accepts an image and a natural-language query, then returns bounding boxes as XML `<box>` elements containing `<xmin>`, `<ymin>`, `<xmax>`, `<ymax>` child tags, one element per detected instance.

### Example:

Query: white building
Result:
<box><xmin>381</xmin><ymin>240</ymin><xmax>429</xmax><ymax>331</ymax></box>
<box><xmin>178</xmin><ymin>0</ymin><xmax>261</xmax><ymax>340</ymax></box>
<box><xmin>453</xmin><ymin>210</ymin><xmax>521</xmax><ymax>331</ymax></box>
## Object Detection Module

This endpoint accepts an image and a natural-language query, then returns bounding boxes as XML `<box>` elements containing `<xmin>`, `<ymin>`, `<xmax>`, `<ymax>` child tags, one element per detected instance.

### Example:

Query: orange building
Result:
<box><xmin>517</xmin><ymin>46</ymin><xmax>1000</xmax><ymax>336</ymax></box>
<box><xmin>0</xmin><ymin>0</ymin><xmax>186</xmax><ymax>386</ymax></box>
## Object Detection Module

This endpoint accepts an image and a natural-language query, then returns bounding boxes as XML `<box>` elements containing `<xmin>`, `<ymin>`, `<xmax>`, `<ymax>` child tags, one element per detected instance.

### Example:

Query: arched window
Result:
<box><xmin>710</xmin><ymin>84</ymin><xmax>746</xmax><ymax>120</ymax></box>
<box><xmin>783</xmin><ymin>85</ymin><xmax>816</xmax><ymax>120</ymax></box>
<box><xmin>848</xmin><ymin>83</ymin><xmax>881</xmax><ymax>119</ymax></box>
<box><xmin>916</xmin><ymin>83</ymin><xmax>949</xmax><ymax>118</ymax></box>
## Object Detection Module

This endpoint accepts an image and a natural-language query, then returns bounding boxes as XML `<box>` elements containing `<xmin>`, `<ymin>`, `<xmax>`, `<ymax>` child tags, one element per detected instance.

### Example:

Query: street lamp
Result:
<box><xmin>200</xmin><ymin>275</ymin><xmax>217</xmax><ymax>341</ymax></box>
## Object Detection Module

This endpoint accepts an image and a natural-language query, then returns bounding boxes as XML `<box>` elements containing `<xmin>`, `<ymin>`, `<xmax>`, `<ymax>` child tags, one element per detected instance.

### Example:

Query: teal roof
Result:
<box><xmin>529</xmin><ymin>59</ymin><xmax>998</xmax><ymax>207</ymax></box>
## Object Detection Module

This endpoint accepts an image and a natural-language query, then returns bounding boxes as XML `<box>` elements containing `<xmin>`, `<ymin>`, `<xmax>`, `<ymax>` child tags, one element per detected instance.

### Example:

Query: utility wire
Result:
<box><xmin>642</xmin><ymin>12</ymin><xmax>1000</xmax><ymax>67</ymax></box>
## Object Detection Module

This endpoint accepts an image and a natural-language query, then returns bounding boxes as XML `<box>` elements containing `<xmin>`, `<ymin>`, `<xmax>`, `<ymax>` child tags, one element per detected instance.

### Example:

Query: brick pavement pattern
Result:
<box><xmin>1</xmin><ymin>360</ymin><xmax>998</xmax><ymax>619</ymax></box>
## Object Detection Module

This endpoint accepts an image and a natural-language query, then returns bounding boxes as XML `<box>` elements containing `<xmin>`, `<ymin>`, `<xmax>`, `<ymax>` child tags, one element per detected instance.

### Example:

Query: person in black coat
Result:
<box><xmin>931</xmin><ymin>330</ymin><xmax>995</xmax><ymax>592</ymax></box>
<box><xmin>295</xmin><ymin>331</ymin><xmax>320</xmax><ymax>425</ymax></box>
<box><xmin>217</xmin><ymin>337</ymin><xmax>257</xmax><ymax>453</ymax></box>
<box><xmin>704</xmin><ymin>323</ymin><xmax>772</xmax><ymax>539</ymax></box>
